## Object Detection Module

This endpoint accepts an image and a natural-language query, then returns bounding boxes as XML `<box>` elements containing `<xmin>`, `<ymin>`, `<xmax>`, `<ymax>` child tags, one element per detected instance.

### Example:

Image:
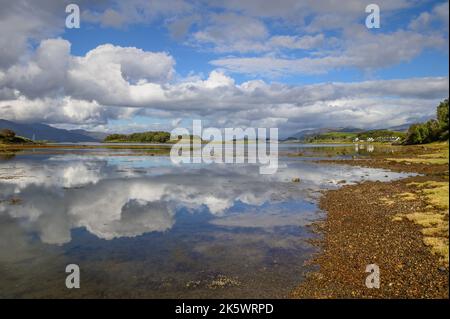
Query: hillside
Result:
<box><xmin>301</xmin><ymin>129</ymin><xmax>405</xmax><ymax>143</ymax></box>
<box><xmin>0</xmin><ymin>129</ymin><xmax>34</xmax><ymax>145</ymax></box>
<box><xmin>70</xmin><ymin>129</ymin><xmax>109</xmax><ymax>141</ymax></box>
<box><xmin>286</xmin><ymin>127</ymin><xmax>363</xmax><ymax>141</ymax></box>
<box><xmin>285</xmin><ymin>124</ymin><xmax>414</xmax><ymax>142</ymax></box>
<box><xmin>0</xmin><ymin>119</ymin><xmax>100</xmax><ymax>142</ymax></box>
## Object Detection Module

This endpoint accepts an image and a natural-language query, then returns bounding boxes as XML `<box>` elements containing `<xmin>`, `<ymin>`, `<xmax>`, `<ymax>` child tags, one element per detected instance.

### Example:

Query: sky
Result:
<box><xmin>0</xmin><ymin>0</ymin><xmax>448</xmax><ymax>137</ymax></box>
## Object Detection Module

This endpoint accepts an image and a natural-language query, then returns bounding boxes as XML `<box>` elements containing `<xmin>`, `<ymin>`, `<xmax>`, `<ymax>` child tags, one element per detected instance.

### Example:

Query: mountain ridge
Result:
<box><xmin>0</xmin><ymin>119</ymin><xmax>100</xmax><ymax>142</ymax></box>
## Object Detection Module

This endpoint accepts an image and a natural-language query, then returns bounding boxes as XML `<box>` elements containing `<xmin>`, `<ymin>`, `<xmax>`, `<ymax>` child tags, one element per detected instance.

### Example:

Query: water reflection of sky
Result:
<box><xmin>0</xmin><ymin>149</ymin><xmax>415</xmax><ymax>298</ymax></box>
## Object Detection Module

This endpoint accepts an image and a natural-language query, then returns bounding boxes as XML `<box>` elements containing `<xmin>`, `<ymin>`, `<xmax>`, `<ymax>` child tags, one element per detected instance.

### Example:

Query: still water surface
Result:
<box><xmin>0</xmin><ymin>145</ymin><xmax>413</xmax><ymax>298</ymax></box>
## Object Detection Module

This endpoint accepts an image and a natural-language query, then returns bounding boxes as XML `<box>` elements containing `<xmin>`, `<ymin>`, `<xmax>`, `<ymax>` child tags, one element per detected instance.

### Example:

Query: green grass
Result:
<box><xmin>387</xmin><ymin>144</ymin><xmax>449</xmax><ymax>165</ymax></box>
<box><xmin>394</xmin><ymin>179</ymin><xmax>450</xmax><ymax>265</ymax></box>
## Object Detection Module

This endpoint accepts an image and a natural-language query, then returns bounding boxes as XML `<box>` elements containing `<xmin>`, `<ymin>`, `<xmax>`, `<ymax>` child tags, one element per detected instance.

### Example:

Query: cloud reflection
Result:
<box><xmin>0</xmin><ymin>156</ymin><xmax>413</xmax><ymax>245</ymax></box>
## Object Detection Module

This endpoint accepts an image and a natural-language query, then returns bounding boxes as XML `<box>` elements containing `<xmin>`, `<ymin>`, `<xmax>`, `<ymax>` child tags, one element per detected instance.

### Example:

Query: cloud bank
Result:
<box><xmin>0</xmin><ymin>0</ymin><xmax>448</xmax><ymax>135</ymax></box>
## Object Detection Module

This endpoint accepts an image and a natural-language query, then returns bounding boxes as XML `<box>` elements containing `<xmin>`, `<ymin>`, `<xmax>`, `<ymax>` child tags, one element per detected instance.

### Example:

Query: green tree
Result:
<box><xmin>104</xmin><ymin>134</ymin><xmax>127</xmax><ymax>142</ymax></box>
<box><xmin>437</xmin><ymin>99</ymin><xmax>449</xmax><ymax>140</ymax></box>
<box><xmin>103</xmin><ymin>131</ymin><xmax>171</xmax><ymax>143</ymax></box>
<box><xmin>404</xmin><ymin>123</ymin><xmax>427</xmax><ymax>144</ymax></box>
<box><xmin>403</xmin><ymin>98</ymin><xmax>449</xmax><ymax>145</ymax></box>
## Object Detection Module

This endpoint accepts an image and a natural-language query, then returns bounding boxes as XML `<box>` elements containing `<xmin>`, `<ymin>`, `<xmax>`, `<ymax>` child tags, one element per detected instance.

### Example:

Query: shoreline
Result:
<box><xmin>0</xmin><ymin>143</ymin><xmax>172</xmax><ymax>149</ymax></box>
<box><xmin>0</xmin><ymin>143</ymin><xmax>173</xmax><ymax>157</ymax></box>
<box><xmin>292</xmin><ymin>143</ymin><xmax>449</xmax><ymax>298</ymax></box>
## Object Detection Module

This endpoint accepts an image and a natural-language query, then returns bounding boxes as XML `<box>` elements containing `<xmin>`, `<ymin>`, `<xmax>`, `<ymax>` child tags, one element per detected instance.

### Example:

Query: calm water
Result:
<box><xmin>0</xmin><ymin>145</ymin><xmax>413</xmax><ymax>298</ymax></box>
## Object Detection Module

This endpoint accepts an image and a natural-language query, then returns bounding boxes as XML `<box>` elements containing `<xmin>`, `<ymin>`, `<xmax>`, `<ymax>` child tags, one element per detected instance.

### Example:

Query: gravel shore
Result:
<box><xmin>292</xmin><ymin>144</ymin><xmax>449</xmax><ymax>298</ymax></box>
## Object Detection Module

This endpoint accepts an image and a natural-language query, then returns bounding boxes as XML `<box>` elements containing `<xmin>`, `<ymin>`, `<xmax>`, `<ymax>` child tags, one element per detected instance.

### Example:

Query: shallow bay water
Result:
<box><xmin>0</xmin><ymin>145</ymin><xmax>414</xmax><ymax>298</ymax></box>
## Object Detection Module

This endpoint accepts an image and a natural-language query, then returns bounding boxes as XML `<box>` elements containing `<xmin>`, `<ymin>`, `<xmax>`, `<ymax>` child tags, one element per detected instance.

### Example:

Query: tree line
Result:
<box><xmin>403</xmin><ymin>99</ymin><xmax>449</xmax><ymax>145</ymax></box>
<box><xmin>104</xmin><ymin>131</ymin><xmax>171</xmax><ymax>143</ymax></box>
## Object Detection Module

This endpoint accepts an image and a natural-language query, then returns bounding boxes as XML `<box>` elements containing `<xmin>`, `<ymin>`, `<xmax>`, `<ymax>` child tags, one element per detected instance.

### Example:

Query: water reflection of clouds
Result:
<box><xmin>0</xmin><ymin>160</ymin><xmax>290</xmax><ymax>244</ymax></box>
<box><xmin>210</xmin><ymin>210</ymin><xmax>315</xmax><ymax>228</ymax></box>
<box><xmin>0</xmin><ymin>157</ymin><xmax>414</xmax><ymax>245</ymax></box>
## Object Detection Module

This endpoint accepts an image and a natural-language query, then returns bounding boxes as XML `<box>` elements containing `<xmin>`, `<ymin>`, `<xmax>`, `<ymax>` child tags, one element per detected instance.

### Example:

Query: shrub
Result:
<box><xmin>0</xmin><ymin>129</ymin><xmax>16</xmax><ymax>138</ymax></box>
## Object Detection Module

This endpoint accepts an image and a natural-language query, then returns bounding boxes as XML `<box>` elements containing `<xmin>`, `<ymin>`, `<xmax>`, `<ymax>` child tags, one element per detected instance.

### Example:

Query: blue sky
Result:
<box><xmin>0</xmin><ymin>0</ymin><xmax>448</xmax><ymax>136</ymax></box>
<box><xmin>62</xmin><ymin>1</ymin><xmax>449</xmax><ymax>83</ymax></box>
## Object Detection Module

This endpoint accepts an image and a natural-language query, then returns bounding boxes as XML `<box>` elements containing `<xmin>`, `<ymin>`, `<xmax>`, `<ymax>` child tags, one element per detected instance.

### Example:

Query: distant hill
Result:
<box><xmin>283</xmin><ymin>126</ymin><xmax>406</xmax><ymax>143</ymax></box>
<box><xmin>0</xmin><ymin>119</ymin><xmax>100</xmax><ymax>142</ymax></box>
<box><xmin>285</xmin><ymin>127</ymin><xmax>364</xmax><ymax>141</ymax></box>
<box><xmin>69</xmin><ymin>129</ymin><xmax>109</xmax><ymax>141</ymax></box>
<box><xmin>387</xmin><ymin>123</ymin><xmax>413</xmax><ymax>132</ymax></box>
<box><xmin>299</xmin><ymin>129</ymin><xmax>405</xmax><ymax>143</ymax></box>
